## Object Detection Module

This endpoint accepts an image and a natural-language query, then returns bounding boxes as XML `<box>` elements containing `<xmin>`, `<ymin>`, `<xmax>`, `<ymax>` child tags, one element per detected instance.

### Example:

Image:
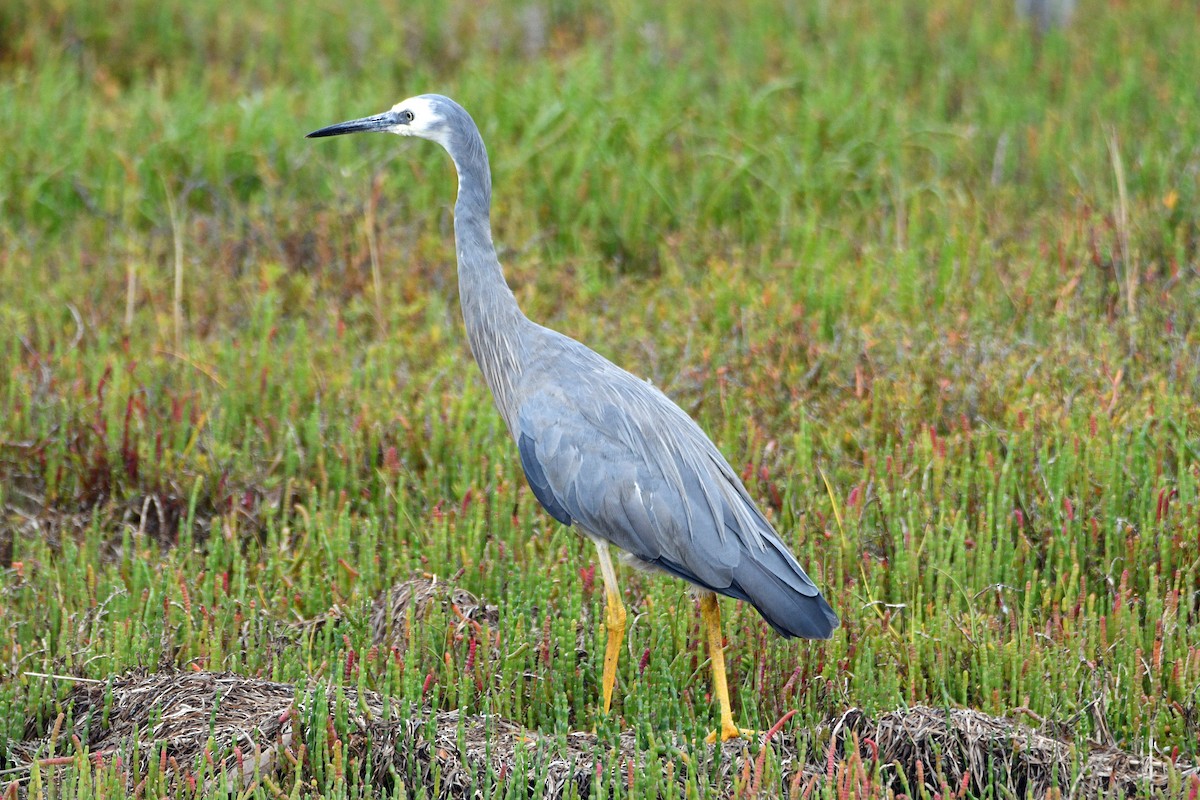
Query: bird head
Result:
<box><xmin>306</xmin><ymin>94</ymin><xmax>460</xmax><ymax>149</ymax></box>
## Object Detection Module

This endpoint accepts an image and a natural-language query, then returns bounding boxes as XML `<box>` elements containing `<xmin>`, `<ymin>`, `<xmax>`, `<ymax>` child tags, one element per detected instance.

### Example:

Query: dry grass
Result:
<box><xmin>369</xmin><ymin>575</ymin><xmax>501</xmax><ymax>650</ymax></box>
<box><xmin>829</xmin><ymin>706</ymin><xmax>1197</xmax><ymax>799</ymax></box>
<box><xmin>13</xmin><ymin>668</ymin><xmax>1195</xmax><ymax>798</ymax></box>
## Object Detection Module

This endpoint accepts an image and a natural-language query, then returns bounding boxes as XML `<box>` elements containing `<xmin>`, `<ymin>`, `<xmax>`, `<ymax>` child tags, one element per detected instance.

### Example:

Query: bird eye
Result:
<box><xmin>402</xmin><ymin>110</ymin><xmax>415</xmax><ymax>123</ymax></box>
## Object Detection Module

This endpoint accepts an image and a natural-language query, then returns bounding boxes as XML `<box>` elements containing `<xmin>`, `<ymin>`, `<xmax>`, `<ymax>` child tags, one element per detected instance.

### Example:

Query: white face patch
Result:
<box><xmin>388</xmin><ymin>96</ymin><xmax>451</xmax><ymax>148</ymax></box>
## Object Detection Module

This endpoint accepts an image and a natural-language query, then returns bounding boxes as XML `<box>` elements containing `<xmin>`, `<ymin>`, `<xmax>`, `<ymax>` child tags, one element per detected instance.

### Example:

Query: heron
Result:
<box><xmin>307</xmin><ymin>95</ymin><xmax>839</xmax><ymax>741</ymax></box>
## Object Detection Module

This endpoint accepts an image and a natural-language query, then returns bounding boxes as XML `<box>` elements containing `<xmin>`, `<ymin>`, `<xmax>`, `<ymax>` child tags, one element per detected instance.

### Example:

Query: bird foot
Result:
<box><xmin>704</xmin><ymin>724</ymin><xmax>761</xmax><ymax>744</ymax></box>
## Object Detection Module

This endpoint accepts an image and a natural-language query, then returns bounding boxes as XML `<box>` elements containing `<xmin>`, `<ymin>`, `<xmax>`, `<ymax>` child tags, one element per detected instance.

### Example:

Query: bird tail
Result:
<box><xmin>727</xmin><ymin>534</ymin><xmax>840</xmax><ymax>640</ymax></box>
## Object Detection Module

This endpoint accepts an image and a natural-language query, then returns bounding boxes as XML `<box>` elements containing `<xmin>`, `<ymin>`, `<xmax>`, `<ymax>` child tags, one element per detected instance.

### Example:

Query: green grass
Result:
<box><xmin>2</xmin><ymin>0</ymin><xmax>1199</xmax><ymax>796</ymax></box>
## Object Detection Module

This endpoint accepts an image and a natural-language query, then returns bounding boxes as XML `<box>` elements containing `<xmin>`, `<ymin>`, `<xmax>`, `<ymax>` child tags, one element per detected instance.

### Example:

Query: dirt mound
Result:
<box><xmin>12</xmin><ymin>671</ymin><xmax>1196</xmax><ymax>798</ymax></box>
<box><xmin>830</xmin><ymin>706</ymin><xmax>1196</xmax><ymax>798</ymax></box>
<box><xmin>293</xmin><ymin>575</ymin><xmax>591</xmax><ymax>668</ymax></box>
<box><xmin>12</xmin><ymin>670</ymin><xmax>653</xmax><ymax>797</ymax></box>
<box><xmin>369</xmin><ymin>574</ymin><xmax>501</xmax><ymax>650</ymax></box>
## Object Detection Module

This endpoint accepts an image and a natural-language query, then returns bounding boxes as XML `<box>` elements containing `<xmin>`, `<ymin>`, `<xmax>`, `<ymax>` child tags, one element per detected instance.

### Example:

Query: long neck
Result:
<box><xmin>445</xmin><ymin>124</ymin><xmax>526</xmax><ymax>426</ymax></box>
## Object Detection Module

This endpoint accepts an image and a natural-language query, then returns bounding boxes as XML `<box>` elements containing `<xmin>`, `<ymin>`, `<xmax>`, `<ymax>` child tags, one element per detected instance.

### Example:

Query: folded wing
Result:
<box><xmin>515</xmin><ymin>376</ymin><xmax>839</xmax><ymax>640</ymax></box>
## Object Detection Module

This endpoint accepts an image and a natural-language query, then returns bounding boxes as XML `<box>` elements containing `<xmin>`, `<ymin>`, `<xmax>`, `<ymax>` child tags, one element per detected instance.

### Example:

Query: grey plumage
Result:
<box><xmin>308</xmin><ymin>94</ymin><xmax>838</xmax><ymax>642</ymax></box>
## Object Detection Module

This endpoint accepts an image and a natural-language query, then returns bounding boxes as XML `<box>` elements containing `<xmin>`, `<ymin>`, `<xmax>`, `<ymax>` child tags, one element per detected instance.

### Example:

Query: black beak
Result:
<box><xmin>306</xmin><ymin>112</ymin><xmax>397</xmax><ymax>139</ymax></box>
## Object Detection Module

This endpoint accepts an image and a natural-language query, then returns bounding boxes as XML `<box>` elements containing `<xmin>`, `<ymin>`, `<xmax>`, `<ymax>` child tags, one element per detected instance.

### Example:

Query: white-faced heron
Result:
<box><xmin>307</xmin><ymin>95</ymin><xmax>839</xmax><ymax>741</ymax></box>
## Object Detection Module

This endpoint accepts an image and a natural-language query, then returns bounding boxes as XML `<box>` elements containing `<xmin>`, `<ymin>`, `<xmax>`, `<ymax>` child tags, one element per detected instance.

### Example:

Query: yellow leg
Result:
<box><xmin>594</xmin><ymin>541</ymin><xmax>626</xmax><ymax>715</ymax></box>
<box><xmin>700</xmin><ymin>592</ymin><xmax>754</xmax><ymax>742</ymax></box>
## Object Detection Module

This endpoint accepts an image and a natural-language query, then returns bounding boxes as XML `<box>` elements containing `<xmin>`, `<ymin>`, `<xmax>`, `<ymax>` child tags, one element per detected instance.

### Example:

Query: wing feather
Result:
<box><xmin>512</xmin><ymin>365</ymin><xmax>838</xmax><ymax>640</ymax></box>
